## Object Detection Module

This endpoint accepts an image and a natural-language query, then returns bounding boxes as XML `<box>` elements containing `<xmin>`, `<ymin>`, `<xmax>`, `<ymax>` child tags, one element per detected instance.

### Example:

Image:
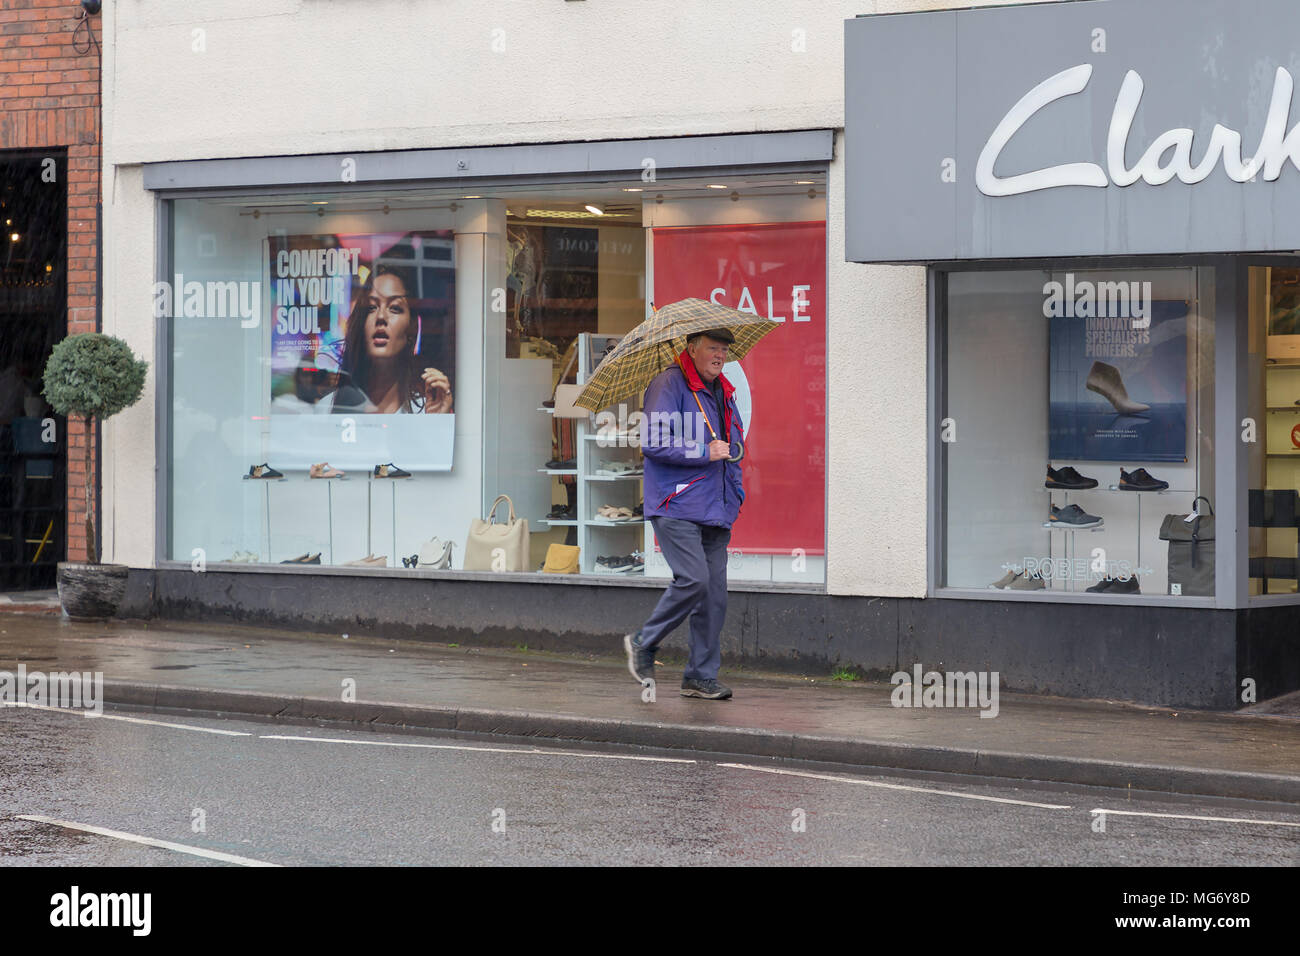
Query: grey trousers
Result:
<box><xmin>639</xmin><ymin>515</ymin><xmax>731</xmax><ymax>681</ymax></box>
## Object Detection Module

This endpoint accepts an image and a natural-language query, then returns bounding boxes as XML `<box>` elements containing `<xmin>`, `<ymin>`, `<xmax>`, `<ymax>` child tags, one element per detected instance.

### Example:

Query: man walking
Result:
<box><xmin>624</xmin><ymin>329</ymin><xmax>745</xmax><ymax>699</ymax></box>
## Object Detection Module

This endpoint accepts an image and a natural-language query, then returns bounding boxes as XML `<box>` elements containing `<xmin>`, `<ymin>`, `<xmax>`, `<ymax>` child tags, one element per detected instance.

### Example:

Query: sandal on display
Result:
<box><xmin>373</xmin><ymin>463</ymin><xmax>411</xmax><ymax>478</ymax></box>
<box><xmin>248</xmin><ymin>463</ymin><xmax>283</xmax><ymax>479</ymax></box>
<box><xmin>310</xmin><ymin>462</ymin><xmax>346</xmax><ymax>479</ymax></box>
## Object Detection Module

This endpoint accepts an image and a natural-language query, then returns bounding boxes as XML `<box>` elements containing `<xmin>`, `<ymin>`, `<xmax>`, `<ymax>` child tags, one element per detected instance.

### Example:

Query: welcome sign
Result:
<box><xmin>845</xmin><ymin>0</ymin><xmax>1300</xmax><ymax>261</ymax></box>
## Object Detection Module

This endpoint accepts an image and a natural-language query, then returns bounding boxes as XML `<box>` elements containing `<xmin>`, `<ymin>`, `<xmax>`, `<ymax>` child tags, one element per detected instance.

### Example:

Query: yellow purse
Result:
<box><xmin>542</xmin><ymin>543</ymin><xmax>580</xmax><ymax>574</ymax></box>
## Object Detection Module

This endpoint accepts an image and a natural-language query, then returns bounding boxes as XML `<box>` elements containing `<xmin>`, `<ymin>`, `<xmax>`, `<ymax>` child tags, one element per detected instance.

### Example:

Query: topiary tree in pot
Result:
<box><xmin>41</xmin><ymin>333</ymin><xmax>148</xmax><ymax>620</ymax></box>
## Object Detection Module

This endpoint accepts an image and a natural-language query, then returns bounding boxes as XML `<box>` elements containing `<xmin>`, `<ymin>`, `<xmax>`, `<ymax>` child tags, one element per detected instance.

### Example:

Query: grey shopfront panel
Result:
<box><xmin>845</xmin><ymin>0</ymin><xmax>1300</xmax><ymax>262</ymax></box>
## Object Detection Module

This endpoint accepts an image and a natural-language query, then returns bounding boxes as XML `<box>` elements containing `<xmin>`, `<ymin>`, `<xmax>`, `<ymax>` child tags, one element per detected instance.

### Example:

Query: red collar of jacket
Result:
<box><xmin>676</xmin><ymin>349</ymin><xmax>737</xmax><ymax>442</ymax></box>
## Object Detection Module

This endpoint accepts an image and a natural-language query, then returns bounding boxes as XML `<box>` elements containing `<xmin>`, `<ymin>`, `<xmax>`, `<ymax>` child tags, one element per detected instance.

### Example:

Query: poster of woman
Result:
<box><xmin>267</xmin><ymin>230</ymin><xmax>457</xmax><ymax>470</ymax></box>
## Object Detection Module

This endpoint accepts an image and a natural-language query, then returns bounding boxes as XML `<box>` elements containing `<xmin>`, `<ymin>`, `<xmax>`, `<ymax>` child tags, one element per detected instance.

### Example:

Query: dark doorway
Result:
<box><xmin>0</xmin><ymin>149</ymin><xmax>66</xmax><ymax>591</ymax></box>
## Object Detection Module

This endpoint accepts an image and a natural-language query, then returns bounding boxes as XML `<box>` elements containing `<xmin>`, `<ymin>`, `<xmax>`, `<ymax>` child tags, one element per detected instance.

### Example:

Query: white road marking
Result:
<box><xmin>718</xmin><ymin>763</ymin><xmax>1073</xmax><ymax>809</ymax></box>
<box><xmin>15</xmin><ymin>815</ymin><xmax>280</xmax><ymax>867</ymax></box>
<box><xmin>1091</xmin><ymin>808</ymin><xmax>1300</xmax><ymax>828</ymax></box>
<box><xmin>260</xmin><ymin>734</ymin><xmax>696</xmax><ymax>763</ymax></box>
<box><xmin>1</xmin><ymin>703</ymin><xmax>251</xmax><ymax>736</ymax></box>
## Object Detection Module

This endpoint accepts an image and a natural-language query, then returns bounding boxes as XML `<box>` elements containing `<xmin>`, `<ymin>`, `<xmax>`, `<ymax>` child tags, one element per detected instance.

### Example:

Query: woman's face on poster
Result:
<box><xmin>363</xmin><ymin>273</ymin><xmax>412</xmax><ymax>360</ymax></box>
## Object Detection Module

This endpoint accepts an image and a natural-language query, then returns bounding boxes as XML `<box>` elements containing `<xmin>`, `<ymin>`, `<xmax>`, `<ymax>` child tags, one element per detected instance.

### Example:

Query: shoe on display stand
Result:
<box><xmin>373</xmin><ymin>463</ymin><xmax>411</xmax><ymax>478</ymax></box>
<box><xmin>310</xmin><ymin>462</ymin><xmax>345</xmax><ymax>479</ymax></box>
<box><xmin>544</xmin><ymin>458</ymin><xmax>576</xmax><ymax>470</ymax></box>
<box><xmin>1119</xmin><ymin>467</ymin><xmax>1169</xmax><ymax>491</ymax></box>
<box><xmin>1086</xmin><ymin>577</ymin><xmax>1114</xmax><ymax>593</ymax></box>
<box><xmin>280</xmin><ymin>552</ymin><xmax>321</xmax><ymax>565</ymax></box>
<box><xmin>247</xmin><ymin>463</ymin><xmax>283</xmax><ymax>479</ymax></box>
<box><xmin>1107</xmin><ymin>575</ymin><xmax>1141</xmax><ymax>594</ymax></box>
<box><xmin>225</xmin><ymin>550</ymin><xmax>259</xmax><ymax>563</ymax></box>
<box><xmin>1007</xmin><ymin>570</ymin><xmax>1046</xmax><ymax>590</ymax></box>
<box><xmin>1085</xmin><ymin>361</ymin><xmax>1151</xmax><ymax>414</ymax></box>
<box><xmin>988</xmin><ymin>568</ymin><xmax>1022</xmax><ymax>589</ymax></box>
<box><xmin>1045</xmin><ymin>465</ymin><xmax>1098</xmax><ymax>489</ymax></box>
<box><xmin>1048</xmin><ymin>503</ymin><xmax>1104</xmax><ymax>529</ymax></box>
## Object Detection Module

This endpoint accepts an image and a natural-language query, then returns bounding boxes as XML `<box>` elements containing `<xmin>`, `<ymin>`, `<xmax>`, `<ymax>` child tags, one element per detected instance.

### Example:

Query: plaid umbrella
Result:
<box><xmin>574</xmin><ymin>298</ymin><xmax>779</xmax><ymax>412</ymax></box>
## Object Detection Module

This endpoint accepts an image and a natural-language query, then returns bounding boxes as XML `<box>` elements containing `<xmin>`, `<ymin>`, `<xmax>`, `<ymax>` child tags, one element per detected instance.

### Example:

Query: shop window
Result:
<box><xmin>941</xmin><ymin>267</ymin><xmax>1216</xmax><ymax>599</ymax></box>
<box><xmin>165</xmin><ymin>176</ymin><xmax>827</xmax><ymax>585</ymax></box>
<box><xmin>1245</xmin><ymin>267</ymin><xmax>1300</xmax><ymax>599</ymax></box>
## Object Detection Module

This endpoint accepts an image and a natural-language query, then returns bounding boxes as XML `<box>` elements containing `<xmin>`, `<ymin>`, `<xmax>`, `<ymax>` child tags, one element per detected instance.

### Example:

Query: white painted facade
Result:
<box><xmin>98</xmin><ymin>0</ymin><xmax>1037</xmax><ymax>597</ymax></box>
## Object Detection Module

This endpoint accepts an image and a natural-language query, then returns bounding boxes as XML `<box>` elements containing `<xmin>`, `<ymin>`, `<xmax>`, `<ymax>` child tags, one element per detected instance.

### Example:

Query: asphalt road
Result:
<box><xmin>1</xmin><ymin>705</ymin><xmax>1298</xmax><ymax>867</ymax></box>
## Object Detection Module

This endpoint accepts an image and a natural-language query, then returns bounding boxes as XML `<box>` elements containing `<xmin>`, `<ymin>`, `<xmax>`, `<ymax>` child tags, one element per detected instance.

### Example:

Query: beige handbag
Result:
<box><xmin>552</xmin><ymin>383</ymin><xmax>590</xmax><ymax>419</ymax></box>
<box><xmin>465</xmin><ymin>494</ymin><xmax>531</xmax><ymax>571</ymax></box>
<box><xmin>542</xmin><ymin>543</ymin><xmax>580</xmax><ymax>574</ymax></box>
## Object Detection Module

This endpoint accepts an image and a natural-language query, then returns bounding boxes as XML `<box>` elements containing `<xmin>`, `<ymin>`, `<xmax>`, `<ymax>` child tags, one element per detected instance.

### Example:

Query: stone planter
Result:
<box><xmin>56</xmin><ymin>562</ymin><xmax>129</xmax><ymax>622</ymax></box>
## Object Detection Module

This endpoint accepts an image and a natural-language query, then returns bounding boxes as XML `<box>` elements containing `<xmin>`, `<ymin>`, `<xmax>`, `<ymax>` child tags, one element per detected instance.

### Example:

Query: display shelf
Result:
<box><xmin>585</xmin><ymin>473</ymin><xmax>642</xmax><ymax>481</ymax></box>
<box><xmin>539</xmin><ymin>519</ymin><xmax>577</xmax><ymax>527</ymax></box>
<box><xmin>1104</xmin><ymin>485</ymin><xmax>1184</xmax><ymax>494</ymax></box>
<box><xmin>539</xmin><ymin>468</ymin><xmax>578</xmax><ymax>476</ymax></box>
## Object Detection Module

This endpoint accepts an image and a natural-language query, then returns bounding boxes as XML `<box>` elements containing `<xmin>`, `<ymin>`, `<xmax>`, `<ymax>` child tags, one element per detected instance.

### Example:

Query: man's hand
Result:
<box><xmin>708</xmin><ymin>439</ymin><xmax>730</xmax><ymax>462</ymax></box>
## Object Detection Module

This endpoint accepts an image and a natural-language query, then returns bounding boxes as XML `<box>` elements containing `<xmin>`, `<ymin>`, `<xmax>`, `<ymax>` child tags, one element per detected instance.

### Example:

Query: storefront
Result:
<box><xmin>845</xmin><ymin>0</ymin><xmax>1300</xmax><ymax>706</ymax></box>
<box><xmin>150</xmin><ymin>136</ymin><xmax>830</xmax><ymax>585</ymax></box>
<box><xmin>95</xmin><ymin>0</ymin><xmax>1296</xmax><ymax>710</ymax></box>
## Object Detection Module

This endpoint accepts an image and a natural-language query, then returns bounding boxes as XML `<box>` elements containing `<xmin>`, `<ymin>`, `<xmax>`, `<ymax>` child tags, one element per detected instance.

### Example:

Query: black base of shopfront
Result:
<box><xmin>119</xmin><ymin>568</ymin><xmax>1300</xmax><ymax>711</ymax></box>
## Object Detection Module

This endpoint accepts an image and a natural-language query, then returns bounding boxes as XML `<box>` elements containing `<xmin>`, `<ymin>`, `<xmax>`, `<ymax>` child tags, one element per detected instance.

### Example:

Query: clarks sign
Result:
<box><xmin>977</xmin><ymin>64</ymin><xmax>1300</xmax><ymax>196</ymax></box>
<box><xmin>844</xmin><ymin>0</ymin><xmax>1300</xmax><ymax>262</ymax></box>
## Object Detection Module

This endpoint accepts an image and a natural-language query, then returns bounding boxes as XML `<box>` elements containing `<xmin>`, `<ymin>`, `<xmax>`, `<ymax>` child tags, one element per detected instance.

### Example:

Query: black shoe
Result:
<box><xmin>624</xmin><ymin>631</ymin><xmax>655</xmax><ymax>684</ymax></box>
<box><xmin>681</xmin><ymin>677</ymin><xmax>732</xmax><ymax>700</ymax></box>
<box><xmin>248</xmin><ymin>463</ymin><xmax>283</xmax><ymax>479</ymax></box>
<box><xmin>1046</xmin><ymin>465</ymin><xmax>1098</xmax><ymax>490</ymax></box>
<box><xmin>1049</xmin><ymin>503</ymin><xmax>1103</xmax><ymax>529</ymax></box>
<box><xmin>1108</xmin><ymin>575</ymin><xmax>1141</xmax><ymax>594</ymax></box>
<box><xmin>545</xmin><ymin>458</ymin><xmax>576</xmax><ymax>470</ymax></box>
<box><xmin>1086</xmin><ymin>577</ymin><xmax>1113</xmax><ymax>593</ymax></box>
<box><xmin>546</xmin><ymin>505</ymin><xmax>574</xmax><ymax>520</ymax></box>
<box><xmin>374</xmin><ymin>463</ymin><xmax>411</xmax><ymax>478</ymax></box>
<box><xmin>1119</xmin><ymin>467</ymin><xmax>1169</xmax><ymax>491</ymax></box>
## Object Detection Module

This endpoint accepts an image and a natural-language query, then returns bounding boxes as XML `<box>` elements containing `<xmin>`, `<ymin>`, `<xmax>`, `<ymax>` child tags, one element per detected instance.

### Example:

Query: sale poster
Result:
<box><xmin>652</xmin><ymin>222</ymin><xmax>826</xmax><ymax>555</ymax></box>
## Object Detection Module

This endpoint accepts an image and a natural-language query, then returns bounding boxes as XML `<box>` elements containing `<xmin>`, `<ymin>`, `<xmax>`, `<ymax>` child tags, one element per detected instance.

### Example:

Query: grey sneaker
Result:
<box><xmin>681</xmin><ymin>677</ymin><xmax>732</xmax><ymax>699</ymax></box>
<box><xmin>1048</xmin><ymin>503</ymin><xmax>1103</xmax><ymax>529</ymax></box>
<box><xmin>1007</xmin><ymin>570</ymin><xmax>1046</xmax><ymax>591</ymax></box>
<box><xmin>623</xmin><ymin>631</ymin><xmax>654</xmax><ymax>684</ymax></box>
<box><xmin>989</xmin><ymin>568</ymin><xmax>1021</xmax><ymax>589</ymax></box>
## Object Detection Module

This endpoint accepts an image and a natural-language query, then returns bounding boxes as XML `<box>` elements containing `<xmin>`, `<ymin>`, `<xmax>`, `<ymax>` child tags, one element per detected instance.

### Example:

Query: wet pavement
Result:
<box><xmin>0</xmin><ymin>613</ymin><xmax>1298</xmax><ymax>802</ymax></box>
<box><xmin>4</xmin><ymin>707</ymin><xmax>1297</xmax><ymax>866</ymax></box>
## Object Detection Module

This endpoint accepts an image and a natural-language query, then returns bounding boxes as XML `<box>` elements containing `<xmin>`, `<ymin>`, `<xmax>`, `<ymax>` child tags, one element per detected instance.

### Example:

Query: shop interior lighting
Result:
<box><xmin>584</xmin><ymin>204</ymin><xmax>604</xmax><ymax>216</ymax></box>
<box><xmin>707</xmin><ymin>184</ymin><xmax>728</xmax><ymax>189</ymax></box>
<box><xmin>9</xmin><ymin>233</ymin><xmax>18</xmax><ymax>242</ymax></box>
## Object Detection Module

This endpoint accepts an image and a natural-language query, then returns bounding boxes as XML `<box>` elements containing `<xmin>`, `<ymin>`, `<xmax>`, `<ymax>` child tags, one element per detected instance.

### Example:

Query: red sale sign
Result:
<box><xmin>652</xmin><ymin>222</ymin><xmax>826</xmax><ymax>555</ymax></box>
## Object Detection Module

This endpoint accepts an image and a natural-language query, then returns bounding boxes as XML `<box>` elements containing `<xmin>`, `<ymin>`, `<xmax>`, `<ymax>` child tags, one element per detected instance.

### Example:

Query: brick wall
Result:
<box><xmin>0</xmin><ymin>0</ymin><xmax>100</xmax><ymax>562</ymax></box>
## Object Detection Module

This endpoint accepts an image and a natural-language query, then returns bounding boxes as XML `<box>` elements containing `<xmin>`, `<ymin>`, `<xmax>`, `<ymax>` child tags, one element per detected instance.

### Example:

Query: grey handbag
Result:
<box><xmin>1158</xmin><ymin>496</ymin><xmax>1215</xmax><ymax>596</ymax></box>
